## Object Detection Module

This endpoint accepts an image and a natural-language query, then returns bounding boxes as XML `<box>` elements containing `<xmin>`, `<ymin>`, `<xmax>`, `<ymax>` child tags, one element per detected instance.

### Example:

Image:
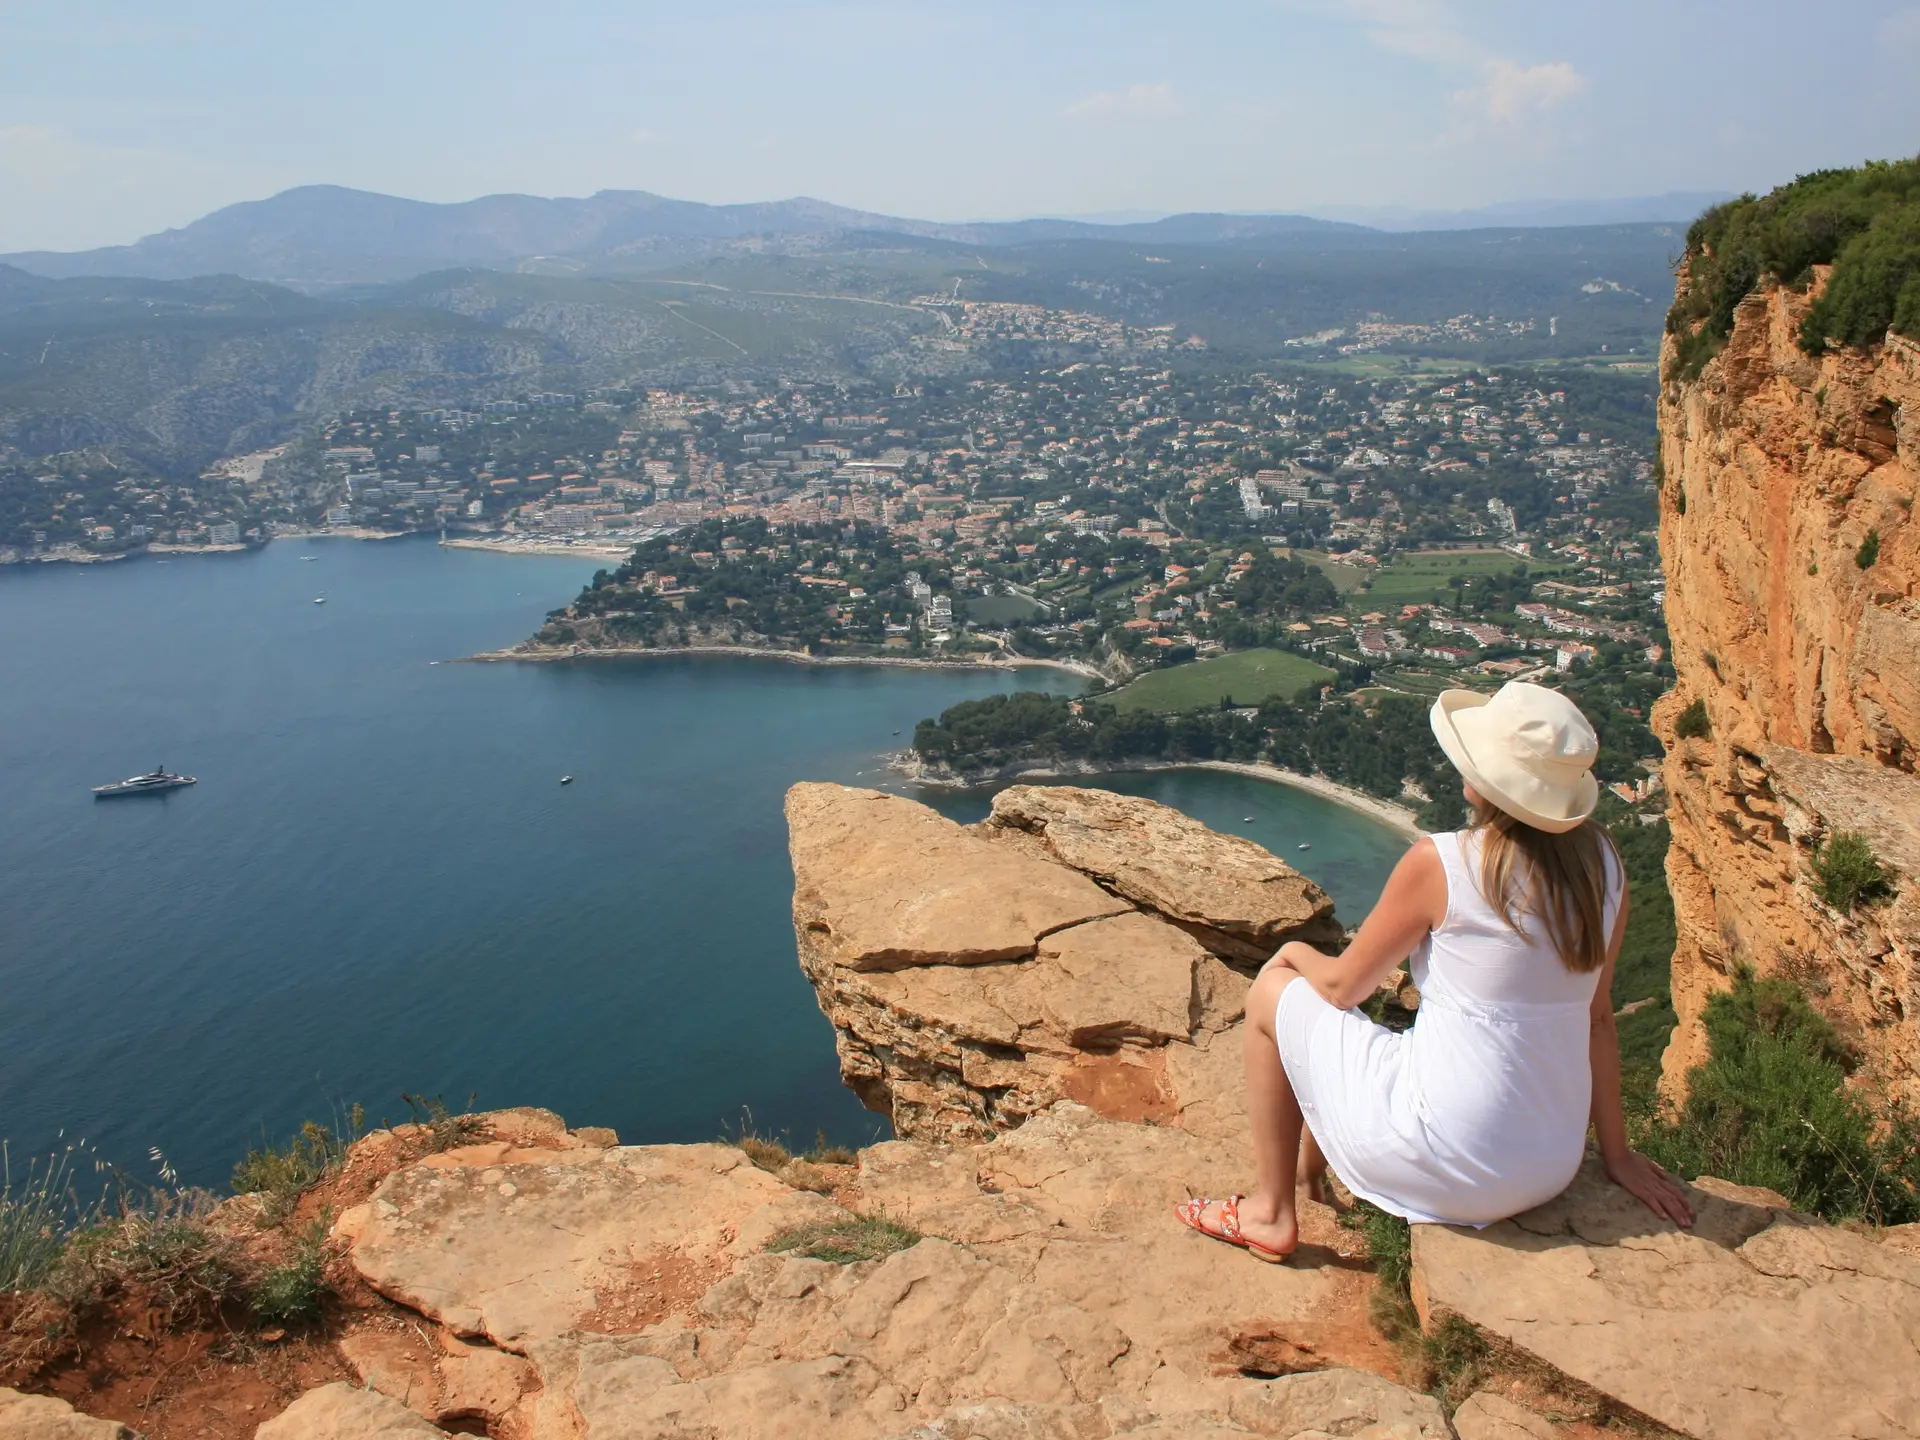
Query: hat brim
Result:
<box><xmin>1429</xmin><ymin>688</ymin><xmax>1597</xmax><ymax>834</ymax></box>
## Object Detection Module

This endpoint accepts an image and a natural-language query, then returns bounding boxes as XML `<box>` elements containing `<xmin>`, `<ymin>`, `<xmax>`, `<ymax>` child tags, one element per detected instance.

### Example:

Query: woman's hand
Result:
<box><xmin>1604</xmin><ymin>1149</ymin><xmax>1694</xmax><ymax>1227</ymax></box>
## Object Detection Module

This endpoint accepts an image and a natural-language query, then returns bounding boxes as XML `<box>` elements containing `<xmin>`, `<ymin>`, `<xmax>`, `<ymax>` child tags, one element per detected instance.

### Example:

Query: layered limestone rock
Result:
<box><xmin>1410</xmin><ymin>1157</ymin><xmax>1920</xmax><ymax>1440</ymax></box>
<box><xmin>1657</xmin><ymin>281</ymin><xmax>1920</xmax><ymax>1101</ymax></box>
<box><xmin>786</xmin><ymin>783</ymin><xmax>1338</xmax><ymax>1141</ymax></box>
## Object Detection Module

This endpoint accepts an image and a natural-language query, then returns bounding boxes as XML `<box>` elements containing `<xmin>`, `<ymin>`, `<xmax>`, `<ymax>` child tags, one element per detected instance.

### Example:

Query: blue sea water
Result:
<box><xmin>0</xmin><ymin>539</ymin><xmax>1404</xmax><ymax>1186</ymax></box>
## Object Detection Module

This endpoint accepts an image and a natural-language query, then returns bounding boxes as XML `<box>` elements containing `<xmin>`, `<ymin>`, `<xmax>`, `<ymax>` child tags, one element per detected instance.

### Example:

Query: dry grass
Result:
<box><xmin>765</xmin><ymin>1215</ymin><xmax>922</xmax><ymax>1264</ymax></box>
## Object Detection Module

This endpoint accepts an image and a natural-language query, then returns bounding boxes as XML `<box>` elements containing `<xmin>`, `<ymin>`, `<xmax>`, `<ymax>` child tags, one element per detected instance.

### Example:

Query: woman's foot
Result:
<box><xmin>1175</xmin><ymin>1193</ymin><xmax>1298</xmax><ymax>1260</ymax></box>
<box><xmin>1304</xmin><ymin>1169</ymin><xmax>1347</xmax><ymax>1213</ymax></box>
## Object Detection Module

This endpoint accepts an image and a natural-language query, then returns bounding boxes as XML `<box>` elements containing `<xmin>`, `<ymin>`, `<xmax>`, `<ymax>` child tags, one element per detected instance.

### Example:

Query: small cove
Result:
<box><xmin>0</xmin><ymin>539</ymin><xmax>1403</xmax><ymax>1184</ymax></box>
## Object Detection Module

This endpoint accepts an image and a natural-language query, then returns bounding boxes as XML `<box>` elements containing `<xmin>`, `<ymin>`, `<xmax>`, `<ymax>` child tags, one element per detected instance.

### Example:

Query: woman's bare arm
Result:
<box><xmin>1588</xmin><ymin>883</ymin><xmax>1694</xmax><ymax>1226</ymax></box>
<box><xmin>1272</xmin><ymin>837</ymin><xmax>1447</xmax><ymax>1009</ymax></box>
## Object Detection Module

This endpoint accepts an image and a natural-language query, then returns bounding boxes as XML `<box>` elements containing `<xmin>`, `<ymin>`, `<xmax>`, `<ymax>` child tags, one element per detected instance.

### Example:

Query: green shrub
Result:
<box><xmin>1856</xmin><ymin>529</ymin><xmax>1881</xmax><ymax>569</ymax></box>
<box><xmin>1643</xmin><ymin>974</ymin><xmax>1920</xmax><ymax>1224</ymax></box>
<box><xmin>766</xmin><ymin>1214</ymin><xmax>922</xmax><ymax>1264</ymax></box>
<box><xmin>1811</xmin><ymin>831</ymin><xmax>1896</xmax><ymax>912</ymax></box>
<box><xmin>249</xmin><ymin>1220</ymin><xmax>330</xmax><ymax>1328</ymax></box>
<box><xmin>33</xmin><ymin>1193</ymin><xmax>247</xmax><ymax>1336</ymax></box>
<box><xmin>1665</xmin><ymin>155</ymin><xmax>1920</xmax><ymax>381</ymax></box>
<box><xmin>1673</xmin><ymin>698</ymin><xmax>1711</xmax><ymax>740</ymax></box>
<box><xmin>232</xmin><ymin>1113</ymin><xmax>360</xmax><ymax>1225</ymax></box>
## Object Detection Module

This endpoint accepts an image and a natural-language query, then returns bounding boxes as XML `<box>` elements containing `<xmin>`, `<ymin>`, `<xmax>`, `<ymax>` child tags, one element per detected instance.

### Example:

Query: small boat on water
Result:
<box><xmin>94</xmin><ymin>767</ymin><xmax>196</xmax><ymax>799</ymax></box>
<box><xmin>1298</xmin><ymin>842</ymin><xmax>1311</xmax><ymax>851</ymax></box>
<box><xmin>1244</xmin><ymin>816</ymin><xmax>1254</xmax><ymax>822</ymax></box>
<box><xmin>301</xmin><ymin>555</ymin><xmax>317</xmax><ymax>561</ymax></box>
<box><xmin>314</xmin><ymin>596</ymin><xmax>327</xmax><ymax>604</ymax></box>
<box><xmin>559</xmin><ymin>775</ymin><xmax>574</xmax><ymax>785</ymax></box>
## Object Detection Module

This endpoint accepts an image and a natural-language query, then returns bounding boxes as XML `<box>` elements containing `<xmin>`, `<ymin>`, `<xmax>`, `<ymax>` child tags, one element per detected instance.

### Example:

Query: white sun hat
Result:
<box><xmin>1428</xmin><ymin>681</ymin><xmax>1600</xmax><ymax>834</ymax></box>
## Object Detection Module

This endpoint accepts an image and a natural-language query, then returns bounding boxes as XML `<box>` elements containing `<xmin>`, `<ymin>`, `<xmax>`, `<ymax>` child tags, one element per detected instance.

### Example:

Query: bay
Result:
<box><xmin>0</xmin><ymin>539</ymin><xmax>1403</xmax><ymax>1186</ymax></box>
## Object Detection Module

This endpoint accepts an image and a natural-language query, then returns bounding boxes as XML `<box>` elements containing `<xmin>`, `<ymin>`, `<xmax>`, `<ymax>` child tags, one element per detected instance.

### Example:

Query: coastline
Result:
<box><xmin>463</xmin><ymin>641</ymin><xmax>1106</xmax><ymax>680</ymax></box>
<box><xmin>893</xmin><ymin>753</ymin><xmax>1422</xmax><ymax>839</ymax></box>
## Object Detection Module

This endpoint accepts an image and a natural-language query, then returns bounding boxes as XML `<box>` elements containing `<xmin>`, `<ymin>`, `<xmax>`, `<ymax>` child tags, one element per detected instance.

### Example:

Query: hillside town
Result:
<box><xmin>1</xmin><ymin>346</ymin><xmax>1667</xmax><ymax>749</ymax></box>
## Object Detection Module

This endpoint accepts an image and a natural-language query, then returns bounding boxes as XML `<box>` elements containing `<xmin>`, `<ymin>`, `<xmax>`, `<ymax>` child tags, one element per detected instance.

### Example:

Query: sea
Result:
<box><xmin>0</xmin><ymin>538</ymin><xmax>1406</xmax><ymax>1187</ymax></box>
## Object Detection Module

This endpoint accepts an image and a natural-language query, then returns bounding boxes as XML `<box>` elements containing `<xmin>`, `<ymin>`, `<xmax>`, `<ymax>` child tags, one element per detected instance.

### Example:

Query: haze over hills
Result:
<box><xmin>0</xmin><ymin>186</ymin><xmax>1366</xmax><ymax>289</ymax></box>
<box><xmin>0</xmin><ymin>184</ymin><xmax>1718</xmax><ymax>292</ymax></box>
<box><xmin>1305</xmin><ymin>191</ymin><xmax>1733</xmax><ymax>232</ymax></box>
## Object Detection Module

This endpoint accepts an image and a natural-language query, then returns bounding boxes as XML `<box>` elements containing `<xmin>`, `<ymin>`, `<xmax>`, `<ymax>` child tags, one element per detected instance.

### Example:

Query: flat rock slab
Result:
<box><xmin>254</xmin><ymin>1383</ymin><xmax>449</xmax><ymax>1438</ymax></box>
<box><xmin>788</xmin><ymin>784</ymin><xmax>1130</xmax><ymax>971</ymax></box>
<box><xmin>0</xmin><ymin>1389</ymin><xmax>139</xmax><ymax>1440</ymax></box>
<box><xmin>854</xmin><ymin>1103</ymin><xmax>1367</xmax><ymax>1410</ymax></box>
<box><xmin>1451</xmin><ymin>1391</ymin><xmax>1558</xmax><ymax>1440</ymax></box>
<box><xmin>1411</xmin><ymin>1157</ymin><xmax>1920</xmax><ymax>1439</ymax></box>
<box><xmin>868</xmin><ymin>1367</ymin><xmax>1451</xmax><ymax>1438</ymax></box>
<box><xmin>338</xmin><ymin>1142</ymin><xmax>841</xmax><ymax>1347</ymax></box>
<box><xmin>981</xmin><ymin>786</ymin><xmax>1341</xmax><ymax>964</ymax></box>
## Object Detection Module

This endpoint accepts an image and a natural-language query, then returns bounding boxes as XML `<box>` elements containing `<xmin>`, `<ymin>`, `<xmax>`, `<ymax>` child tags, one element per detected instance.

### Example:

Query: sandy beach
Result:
<box><xmin>892</xmin><ymin>753</ymin><xmax>1422</xmax><ymax>838</ymax></box>
<box><xmin>464</xmin><ymin>641</ymin><xmax>1105</xmax><ymax>680</ymax></box>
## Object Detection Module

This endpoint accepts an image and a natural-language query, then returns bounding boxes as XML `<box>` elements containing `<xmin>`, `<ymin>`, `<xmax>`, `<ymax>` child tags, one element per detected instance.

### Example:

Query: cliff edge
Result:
<box><xmin>1656</xmin><ymin>276</ymin><xmax>1920</xmax><ymax>1103</ymax></box>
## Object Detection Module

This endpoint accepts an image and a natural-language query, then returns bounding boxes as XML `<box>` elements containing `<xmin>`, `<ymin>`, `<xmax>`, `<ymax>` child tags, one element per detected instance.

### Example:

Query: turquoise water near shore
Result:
<box><xmin>0</xmin><ymin>539</ymin><xmax>1403</xmax><ymax>1186</ymax></box>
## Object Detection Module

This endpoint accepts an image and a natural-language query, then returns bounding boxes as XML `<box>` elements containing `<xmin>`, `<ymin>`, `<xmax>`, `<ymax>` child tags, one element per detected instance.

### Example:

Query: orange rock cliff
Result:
<box><xmin>1655</xmin><ymin>276</ymin><xmax>1920</xmax><ymax>1104</ymax></box>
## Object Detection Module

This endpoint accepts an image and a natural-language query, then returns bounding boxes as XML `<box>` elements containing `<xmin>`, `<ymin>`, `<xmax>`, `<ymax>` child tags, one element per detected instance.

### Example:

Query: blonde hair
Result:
<box><xmin>1472</xmin><ymin>803</ymin><xmax>1617</xmax><ymax>973</ymax></box>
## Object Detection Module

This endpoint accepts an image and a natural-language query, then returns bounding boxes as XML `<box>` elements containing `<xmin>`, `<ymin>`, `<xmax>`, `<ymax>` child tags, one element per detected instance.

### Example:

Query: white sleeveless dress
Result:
<box><xmin>1274</xmin><ymin>829</ymin><xmax>1622</xmax><ymax>1226</ymax></box>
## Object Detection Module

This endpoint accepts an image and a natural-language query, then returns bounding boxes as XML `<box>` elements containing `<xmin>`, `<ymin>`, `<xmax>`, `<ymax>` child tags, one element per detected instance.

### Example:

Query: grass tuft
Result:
<box><xmin>1</xmin><ymin>1141</ymin><xmax>101</xmax><ymax>1294</ymax></box>
<box><xmin>726</xmin><ymin>1114</ymin><xmax>859</xmax><ymax>1173</ymax></box>
<box><xmin>400</xmin><ymin>1093</ymin><xmax>482</xmax><ymax>1153</ymax></box>
<box><xmin>1856</xmin><ymin>528</ymin><xmax>1882</xmax><ymax>569</ymax></box>
<box><xmin>805</xmin><ymin>1131</ymin><xmax>857</xmax><ymax>1166</ymax></box>
<box><xmin>765</xmin><ymin>1214</ymin><xmax>922</xmax><ymax>1264</ymax></box>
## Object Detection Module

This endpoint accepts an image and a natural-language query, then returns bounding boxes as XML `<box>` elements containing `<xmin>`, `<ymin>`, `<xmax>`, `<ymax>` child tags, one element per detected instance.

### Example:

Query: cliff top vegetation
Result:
<box><xmin>1666</xmin><ymin>153</ymin><xmax>1920</xmax><ymax>381</ymax></box>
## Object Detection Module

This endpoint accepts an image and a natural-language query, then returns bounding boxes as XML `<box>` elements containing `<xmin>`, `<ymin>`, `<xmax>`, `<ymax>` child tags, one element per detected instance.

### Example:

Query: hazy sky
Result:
<box><xmin>3</xmin><ymin>0</ymin><xmax>1918</xmax><ymax>251</ymax></box>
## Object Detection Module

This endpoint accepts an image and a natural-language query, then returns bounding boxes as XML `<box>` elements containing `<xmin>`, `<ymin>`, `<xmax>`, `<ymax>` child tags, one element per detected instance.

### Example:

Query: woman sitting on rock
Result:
<box><xmin>1178</xmin><ymin>681</ymin><xmax>1694</xmax><ymax>1261</ymax></box>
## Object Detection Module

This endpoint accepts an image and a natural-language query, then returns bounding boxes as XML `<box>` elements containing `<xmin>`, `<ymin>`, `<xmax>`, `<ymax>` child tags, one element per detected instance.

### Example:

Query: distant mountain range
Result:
<box><xmin>0</xmin><ymin>186</ymin><xmax>1369</xmax><ymax>289</ymax></box>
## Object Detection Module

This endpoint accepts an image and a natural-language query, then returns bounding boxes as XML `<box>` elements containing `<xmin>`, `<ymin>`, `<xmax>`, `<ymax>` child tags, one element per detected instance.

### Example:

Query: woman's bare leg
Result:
<box><xmin>1192</xmin><ymin>963</ymin><xmax>1303</xmax><ymax>1255</ymax></box>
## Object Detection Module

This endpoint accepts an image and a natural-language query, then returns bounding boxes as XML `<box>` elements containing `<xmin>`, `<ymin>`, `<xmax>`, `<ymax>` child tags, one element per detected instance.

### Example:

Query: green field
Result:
<box><xmin>1291</xmin><ymin>549</ymin><xmax>1370</xmax><ymax>595</ymax></box>
<box><xmin>964</xmin><ymin>593</ymin><xmax>1047</xmax><ymax>625</ymax></box>
<box><xmin>1358</xmin><ymin>548</ymin><xmax>1555</xmax><ymax>607</ymax></box>
<box><xmin>1110</xmin><ymin>648</ymin><xmax>1335</xmax><ymax>713</ymax></box>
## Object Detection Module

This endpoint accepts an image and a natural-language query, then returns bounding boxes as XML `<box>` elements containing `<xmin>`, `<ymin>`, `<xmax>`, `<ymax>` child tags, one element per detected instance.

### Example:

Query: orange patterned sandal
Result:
<box><xmin>1174</xmin><ymin>1193</ymin><xmax>1292</xmax><ymax>1264</ymax></box>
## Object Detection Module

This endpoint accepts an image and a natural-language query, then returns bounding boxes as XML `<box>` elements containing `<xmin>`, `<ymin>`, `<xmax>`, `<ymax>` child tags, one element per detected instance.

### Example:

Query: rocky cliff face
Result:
<box><xmin>1656</xmin><ymin>279</ymin><xmax>1920</xmax><ymax>1102</ymax></box>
